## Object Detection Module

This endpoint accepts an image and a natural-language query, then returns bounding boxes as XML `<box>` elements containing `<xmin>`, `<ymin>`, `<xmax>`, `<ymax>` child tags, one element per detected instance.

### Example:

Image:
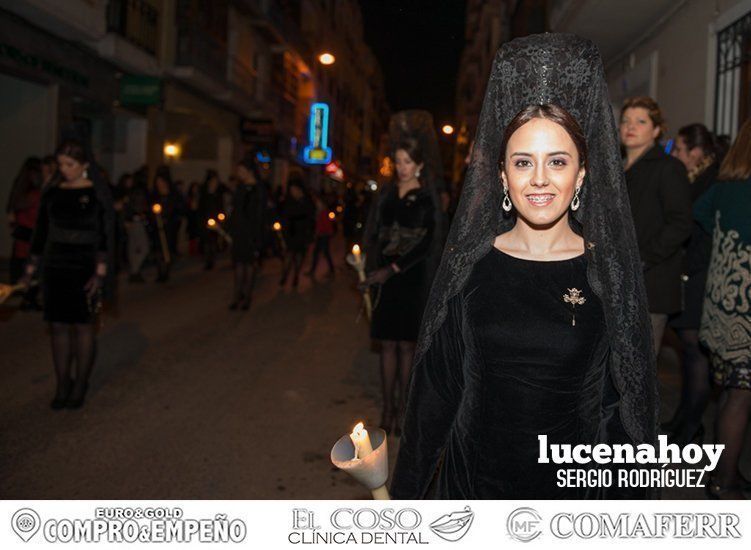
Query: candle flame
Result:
<box><xmin>352</xmin><ymin>244</ymin><xmax>360</xmax><ymax>254</ymax></box>
<box><xmin>351</xmin><ymin>421</ymin><xmax>365</xmax><ymax>437</ymax></box>
<box><xmin>152</xmin><ymin>203</ymin><xmax>162</xmax><ymax>215</ymax></box>
<box><xmin>328</xmin><ymin>211</ymin><xmax>335</xmax><ymax>220</ymax></box>
<box><xmin>207</xmin><ymin>218</ymin><xmax>216</xmax><ymax>227</ymax></box>
<box><xmin>217</xmin><ymin>213</ymin><xmax>226</xmax><ymax>221</ymax></box>
<box><xmin>273</xmin><ymin>222</ymin><xmax>281</xmax><ymax>231</ymax></box>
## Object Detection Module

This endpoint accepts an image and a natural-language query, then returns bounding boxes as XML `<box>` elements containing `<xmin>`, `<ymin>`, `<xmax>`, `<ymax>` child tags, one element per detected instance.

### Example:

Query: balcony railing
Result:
<box><xmin>107</xmin><ymin>0</ymin><xmax>159</xmax><ymax>55</ymax></box>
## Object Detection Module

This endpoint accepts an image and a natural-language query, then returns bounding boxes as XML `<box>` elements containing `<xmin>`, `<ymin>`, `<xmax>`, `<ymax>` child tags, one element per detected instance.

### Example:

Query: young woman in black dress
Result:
<box><xmin>198</xmin><ymin>170</ymin><xmax>224</xmax><ymax>270</ymax></box>
<box><xmin>21</xmin><ymin>140</ymin><xmax>114</xmax><ymax>409</ymax></box>
<box><xmin>362</xmin><ymin>137</ymin><xmax>437</xmax><ymax>435</ymax></box>
<box><xmin>390</xmin><ymin>34</ymin><xmax>657</xmax><ymax>500</ymax></box>
<box><xmin>279</xmin><ymin>177</ymin><xmax>314</xmax><ymax>288</ymax></box>
<box><xmin>228</xmin><ymin>157</ymin><xmax>266</xmax><ymax>310</ymax></box>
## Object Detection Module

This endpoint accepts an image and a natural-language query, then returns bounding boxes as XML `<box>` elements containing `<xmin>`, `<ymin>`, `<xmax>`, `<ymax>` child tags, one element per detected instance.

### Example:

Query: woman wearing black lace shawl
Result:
<box><xmin>390</xmin><ymin>34</ymin><xmax>658</xmax><ymax>499</ymax></box>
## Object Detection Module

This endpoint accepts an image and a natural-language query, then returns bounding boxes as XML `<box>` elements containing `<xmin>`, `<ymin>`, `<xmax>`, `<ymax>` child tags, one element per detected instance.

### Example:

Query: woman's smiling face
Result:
<box><xmin>502</xmin><ymin>117</ymin><xmax>585</xmax><ymax>227</ymax></box>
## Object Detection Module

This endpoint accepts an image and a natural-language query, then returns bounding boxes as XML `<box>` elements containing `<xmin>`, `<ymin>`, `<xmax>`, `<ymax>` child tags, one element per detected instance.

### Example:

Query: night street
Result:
<box><xmin>2</xmin><ymin>236</ymin><xmax>746</xmax><ymax>500</ymax></box>
<box><xmin>0</xmin><ymin>238</ymin><xmax>396</xmax><ymax>500</ymax></box>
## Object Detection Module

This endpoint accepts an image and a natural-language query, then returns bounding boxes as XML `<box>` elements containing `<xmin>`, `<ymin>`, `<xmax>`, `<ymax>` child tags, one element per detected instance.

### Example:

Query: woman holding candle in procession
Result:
<box><xmin>149</xmin><ymin>166</ymin><xmax>184</xmax><ymax>283</ymax></box>
<box><xmin>198</xmin><ymin>169</ymin><xmax>225</xmax><ymax>271</ymax></box>
<box><xmin>279</xmin><ymin>176</ymin><xmax>315</xmax><ymax>288</ymax></box>
<box><xmin>228</xmin><ymin>156</ymin><xmax>266</xmax><ymax>310</ymax></box>
<box><xmin>361</xmin><ymin>111</ymin><xmax>446</xmax><ymax>436</ymax></box>
<box><xmin>390</xmin><ymin>34</ymin><xmax>658</xmax><ymax>499</ymax></box>
<box><xmin>19</xmin><ymin>139</ymin><xmax>115</xmax><ymax>409</ymax></box>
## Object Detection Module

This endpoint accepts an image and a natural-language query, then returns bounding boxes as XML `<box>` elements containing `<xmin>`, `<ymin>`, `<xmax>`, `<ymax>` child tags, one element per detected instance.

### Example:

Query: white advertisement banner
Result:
<box><xmin>2</xmin><ymin>500</ymin><xmax>748</xmax><ymax>549</ymax></box>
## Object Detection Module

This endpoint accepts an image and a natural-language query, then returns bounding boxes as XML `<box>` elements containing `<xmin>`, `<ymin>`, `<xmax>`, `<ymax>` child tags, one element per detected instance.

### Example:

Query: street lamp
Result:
<box><xmin>442</xmin><ymin>125</ymin><xmax>455</xmax><ymax>135</ymax></box>
<box><xmin>164</xmin><ymin>142</ymin><xmax>181</xmax><ymax>159</ymax></box>
<box><xmin>319</xmin><ymin>52</ymin><xmax>336</xmax><ymax>65</ymax></box>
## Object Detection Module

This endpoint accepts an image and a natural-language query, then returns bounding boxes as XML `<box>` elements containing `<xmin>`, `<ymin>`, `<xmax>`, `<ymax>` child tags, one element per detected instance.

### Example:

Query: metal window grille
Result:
<box><xmin>714</xmin><ymin>10</ymin><xmax>751</xmax><ymax>139</ymax></box>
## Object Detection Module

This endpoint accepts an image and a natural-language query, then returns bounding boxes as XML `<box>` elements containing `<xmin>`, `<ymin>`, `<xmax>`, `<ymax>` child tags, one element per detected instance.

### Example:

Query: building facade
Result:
<box><xmin>0</xmin><ymin>0</ymin><xmax>389</xmax><ymax>257</ymax></box>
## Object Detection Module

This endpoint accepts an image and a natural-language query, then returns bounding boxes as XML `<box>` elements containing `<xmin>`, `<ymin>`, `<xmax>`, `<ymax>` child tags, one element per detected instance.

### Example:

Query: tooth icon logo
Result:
<box><xmin>12</xmin><ymin>508</ymin><xmax>40</xmax><ymax>542</ymax></box>
<box><xmin>429</xmin><ymin>506</ymin><xmax>474</xmax><ymax>542</ymax></box>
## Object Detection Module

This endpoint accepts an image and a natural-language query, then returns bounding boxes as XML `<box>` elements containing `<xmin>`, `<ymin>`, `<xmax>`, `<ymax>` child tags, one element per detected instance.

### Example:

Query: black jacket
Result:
<box><xmin>625</xmin><ymin>144</ymin><xmax>692</xmax><ymax>314</ymax></box>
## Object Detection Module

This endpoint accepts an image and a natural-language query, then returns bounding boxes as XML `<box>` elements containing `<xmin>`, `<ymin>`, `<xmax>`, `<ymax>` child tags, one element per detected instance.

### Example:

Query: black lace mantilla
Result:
<box><xmin>414</xmin><ymin>33</ymin><xmax>659</xmax><ymax>481</ymax></box>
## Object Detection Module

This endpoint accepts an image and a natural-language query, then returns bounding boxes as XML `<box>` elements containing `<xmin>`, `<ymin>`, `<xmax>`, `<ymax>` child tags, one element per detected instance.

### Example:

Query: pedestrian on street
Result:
<box><xmin>228</xmin><ymin>156</ymin><xmax>265</xmax><ymax>310</ymax></box>
<box><xmin>149</xmin><ymin>166</ymin><xmax>183</xmax><ymax>283</ymax></box>
<box><xmin>121</xmin><ymin>169</ymin><xmax>150</xmax><ymax>283</ymax></box>
<box><xmin>694</xmin><ymin>118</ymin><xmax>751</xmax><ymax>499</ymax></box>
<box><xmin>279</xmin><ymin>176</ymin><xmax>315</xmax><ymax>287</ymax></box>
<box><xmin>663</xmin><ymin>123</ymin><xmax>726</xmax><ymax>446</ymax></box>
<box><xmin>198</xmin><ymin>170</ymin><xmax>224</xmax><ymax>270</ymax></box>
<box><xmin>6</xmin><ymin>157</ymin><xmax>43</xmax><ymax>310</ymax></box>
<box><xmin>621</xmin><ymin>96</ymin><xmax>693</xmax><ymax>354</ymax></box>
<box><xmin>306</xmin><ymin>193</ymin><xmax>336</xmax><ymax>278</ymax></box>
<box><xmin>361</xmin><ymin>114</ymin><xmax>443</xmax><ymax>436</ymax></box>
<box><xmin>20</xmin><ymin>139</ymin><xmax>115</xmax><ymax>409</ymax></box>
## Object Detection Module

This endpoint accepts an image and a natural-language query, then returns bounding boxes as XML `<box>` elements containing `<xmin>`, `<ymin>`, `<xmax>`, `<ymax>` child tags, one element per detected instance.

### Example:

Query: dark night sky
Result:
<box><xmin>358</xmin><ymin>0</ymin><xmax>467</xmax><ymax>126</ymax></box>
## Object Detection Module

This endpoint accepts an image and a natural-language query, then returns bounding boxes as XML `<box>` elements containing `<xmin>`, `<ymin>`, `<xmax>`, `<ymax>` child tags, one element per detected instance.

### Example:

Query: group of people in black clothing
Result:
<box><xmin>5</xmin><ymin>142</ymin><xmax>370</xmax><ymax>411</ymax></box>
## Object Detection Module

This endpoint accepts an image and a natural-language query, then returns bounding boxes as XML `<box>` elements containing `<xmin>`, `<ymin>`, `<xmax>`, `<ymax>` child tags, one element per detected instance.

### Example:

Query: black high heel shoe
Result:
<box><xmin>50</xmin><ymin>377</ymin><xmax>73</xmax><ymax>410</ymax></box>
<box><xmin>66</xmin><ymin>381</ymin><xmax>89</xmax><ymax>409</ymax></box>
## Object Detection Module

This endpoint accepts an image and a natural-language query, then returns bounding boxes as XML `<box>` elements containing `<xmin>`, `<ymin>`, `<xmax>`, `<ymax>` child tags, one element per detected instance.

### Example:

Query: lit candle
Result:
<box><xmin>352</xmin><ymin>244</ymin><xmax>361</xmax><ymax>263</ymax></box>
<box><xmin>217</xmin><ymin>212</ymin><xmax>226</xmax><ymax>222</ymax></box>
<box><xmin>151</xmin><ymin>203</ymin><xmax>170</xmax><ymax>263</ymax></box>
<box><xmin>273</xmin><ymin>221</ymin><xmax>282</xmax><ymax>231</ymax></box>
<box><xmin>349</xmin><ymin>422</ymin><xmax>373</xmax><ymax>460</ymax></box>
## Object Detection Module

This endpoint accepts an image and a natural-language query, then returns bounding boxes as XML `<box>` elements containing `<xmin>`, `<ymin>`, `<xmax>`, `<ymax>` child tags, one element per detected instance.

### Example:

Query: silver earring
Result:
<box><xmin>415</xmin><ymin>169</ymin><xmax>421</xmax><ymax>178</ymax></box>
<box><xmin>83</xmin><ymin>169</ymin><xmax>89</xmax><ymax>180</ymax></box>
<box><xmin>571</xmin><ymin>186</ymin><xmax>581</xmax><ymax>211</ymax></box>
<box><xmin>502</xmin><ymin>187</ymin><xmax>512</xmax><ymax>212</ymax></box>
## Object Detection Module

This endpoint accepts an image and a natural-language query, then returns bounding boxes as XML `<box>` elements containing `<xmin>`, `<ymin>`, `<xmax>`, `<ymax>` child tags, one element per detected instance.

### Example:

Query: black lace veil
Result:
<box><xmin>415</xmin><ymin>34</ymin><xmax>658</xmax><ymax>450</ymax></box>
<box><xmin>363</xmin><ymin>110</ymin><xmax>447</xmax><ymax>281</ymax></box>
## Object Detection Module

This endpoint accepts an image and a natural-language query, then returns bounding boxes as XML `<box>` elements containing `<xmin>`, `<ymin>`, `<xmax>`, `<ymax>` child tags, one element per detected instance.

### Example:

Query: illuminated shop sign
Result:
<box><xmin>303</xmin><ymin>102</ymin><xmax>333</xmax><ymax>164</ymax></box>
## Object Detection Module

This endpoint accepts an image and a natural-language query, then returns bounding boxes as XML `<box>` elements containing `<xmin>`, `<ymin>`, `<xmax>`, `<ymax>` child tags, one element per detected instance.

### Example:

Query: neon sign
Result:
<box><xmin>303</xmin><ymin>102</ymin><xmax>333</xmax><ymax>164</ymax></box>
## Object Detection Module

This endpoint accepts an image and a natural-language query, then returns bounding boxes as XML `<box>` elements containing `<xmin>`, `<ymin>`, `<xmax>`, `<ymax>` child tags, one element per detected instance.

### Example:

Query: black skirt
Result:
<box><xmin>43</xmin><ymin>264</ymin><xmax>95</xmax><ymax>324</ymax></box>
<box><xmin>370</xmin><ymin>259</ymin><xmax>426</xmax><ymax>342</ymax></box>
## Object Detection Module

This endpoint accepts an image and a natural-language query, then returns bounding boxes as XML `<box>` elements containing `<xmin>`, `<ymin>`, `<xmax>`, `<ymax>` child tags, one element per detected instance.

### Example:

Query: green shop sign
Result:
<box><xmin>120</xmin><ymin>75</ymin><xmax>161</xmax><ymax>106</ymax></box>
<box><xmin>0</xmin><ymin>42</ymin><xmax>89</xmax><ymax>87</ymax></box>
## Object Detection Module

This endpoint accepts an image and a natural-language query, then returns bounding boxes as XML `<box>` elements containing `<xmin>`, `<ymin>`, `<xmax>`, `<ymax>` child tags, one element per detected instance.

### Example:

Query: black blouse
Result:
<box><xmin>30</xmin><ymin>186</ymin><xmax>108</xmax><ymax>269</ymax></box>
<box><xmin>390</xmin><ymin>246</ymin><xmax>618</xmax><ymax>499</ymax></box>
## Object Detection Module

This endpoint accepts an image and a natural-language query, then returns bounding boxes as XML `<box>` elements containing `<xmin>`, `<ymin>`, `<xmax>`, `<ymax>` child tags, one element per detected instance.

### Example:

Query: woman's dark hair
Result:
<box><xmin>7</xmin><ymin>157</ymin><xmax>42</xmax><ymax>211</ymax></box>
<box><xmin>677</xmin><ymin>123</ymin><xmax>724</xmax><ymax>160</ymax></box>
<box><xmin>55</xmin><ymin>139</ymin><xmax>88</xmax><ymax>164</ymax></box>
<box><xmin>153</xmin><ymin>165</ymin><xmax>173</xmax><ymax>186</ymax></box>
<box><xmin>500</xmin><ymin>103</ymin><xmax>588</xmax><ymax>170</ymax></box>
<box><xmin>393</xmin><ymin>137</ymin><xmax>424</xmax><ymax>167</ymax></box>
<box><xmin>117</xmin><ymin>173</ymin><xmax>133</xmax><ymax>189</ymax></box>
<box><xmin>202</xmin><ymin>169</ymin><xmax>219</xmax><ymax>188</ymax></box>
<box><xmin>237</xmin><ymin>155</ymin><xmax>261</xmax><ymax>182</ymax></box>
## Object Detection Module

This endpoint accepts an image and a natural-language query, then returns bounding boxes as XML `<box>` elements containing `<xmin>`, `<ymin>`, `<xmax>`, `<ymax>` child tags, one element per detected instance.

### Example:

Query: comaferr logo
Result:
<box><xmin>507</xmin><ymin>507</ymin><xmax>542</xmax><ymax>542</ymax></box>
<box><xmin>429</xmin><ymin>506</ymin><xmax>475</xmax><ymax>542</ymax></box>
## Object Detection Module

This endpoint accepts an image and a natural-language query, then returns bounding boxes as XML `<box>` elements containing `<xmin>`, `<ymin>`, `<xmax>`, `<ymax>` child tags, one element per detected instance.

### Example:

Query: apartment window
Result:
<box><xmin>107</xmin><ymin>0</ymin><xmax>159</xmax><ymax>55</ymax></box>
<box><xmin>714</xmin><ymin>10</ymin><xmax>751</xmax><ymax>138</ymax></box>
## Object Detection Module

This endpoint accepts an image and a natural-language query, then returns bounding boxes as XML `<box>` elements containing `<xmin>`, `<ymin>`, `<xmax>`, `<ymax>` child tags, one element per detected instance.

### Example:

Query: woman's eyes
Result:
<box><xmin>513</xmin><ymin>158</ymin><xmax>567</xmax><ymax>168</ymax></box>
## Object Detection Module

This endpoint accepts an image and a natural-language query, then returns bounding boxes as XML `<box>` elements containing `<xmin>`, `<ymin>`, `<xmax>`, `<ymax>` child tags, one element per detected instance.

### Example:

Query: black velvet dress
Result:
<box><xmin>30</xmin><ymin>186</ymin><xmax>108</xmax><ymax>324</ymax></box>
<box><xmin>229</xmin><ymin>183</ymin><xmax>265</xmax><ymax>263</ymax></box>
<box><xmin>370</xmin><ymin>187</ymin><xmax>435</xmax><ymax>342</ymax></box>
<box><xmin>391</xmin><ymin>246</ymin><xmax>616</xmax><ymax>499</ymax></box>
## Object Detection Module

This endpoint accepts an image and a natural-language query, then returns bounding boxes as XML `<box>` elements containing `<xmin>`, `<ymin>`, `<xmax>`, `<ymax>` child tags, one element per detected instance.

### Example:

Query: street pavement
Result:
<box><xmin>0</xmin><ymin>236</ymin><xmax>747</xmax><ymax>499</ymax></box>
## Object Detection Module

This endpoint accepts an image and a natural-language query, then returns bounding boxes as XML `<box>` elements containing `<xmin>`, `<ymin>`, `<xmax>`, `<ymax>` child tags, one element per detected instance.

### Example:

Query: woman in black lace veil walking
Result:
<box><xmin>390</xmin><ymin>34</ymin><xmax>658</xmax><ymax>500</ymax></box>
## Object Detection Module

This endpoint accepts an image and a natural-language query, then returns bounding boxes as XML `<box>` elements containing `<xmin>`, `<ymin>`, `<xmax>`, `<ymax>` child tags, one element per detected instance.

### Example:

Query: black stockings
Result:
<box><xmin>50</xmin><ymin>322</ymin><xmax>96</xmax><ymax>399</ymax></box>
<box><xmin>668</xmin><ymin>329</ymin><xmax>711</xmax><ymax>442</ymax></box>
<box><xmin>713</xmin><ymin>388</ymin><xmax>751</xmax><ymax>493</ymax></box>
<box><xmin>379</xmin><ymin>340</ymin><xmax>416</xmax><ymax>431</ymax></box>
